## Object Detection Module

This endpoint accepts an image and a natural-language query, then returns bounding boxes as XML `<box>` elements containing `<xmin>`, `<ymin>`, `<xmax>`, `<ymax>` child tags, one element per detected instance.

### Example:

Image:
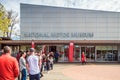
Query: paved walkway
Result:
<box><xmin>28</xmin><ymin>63</ymin><xmax>120</xmax><ymax>80</ymax></box>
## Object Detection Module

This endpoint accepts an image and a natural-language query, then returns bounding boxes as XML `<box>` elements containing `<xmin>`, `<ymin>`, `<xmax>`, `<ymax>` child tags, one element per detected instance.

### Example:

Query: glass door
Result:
<box><xmin>74</xmin><ymin>45</ymin><xmax>81</xmax><ymax>62</ymax></box>
<box><xmin>96</xmin><ymin>46</ymin><xmax>118</xmax><ymax>62</ymax></box>
<box><xmin>64</xmin><ymin>45</ymin><xmax>69</xmax><ymax>62</ymax></box>
<box><xmin>81</xmin><ymin>46</ymin><xmax>95</xmax><ymax>62</ymax></box>
<box><xmin>87</xmin><ymin>46</ymin><xmax>95</xmax><ymax>62</ymax></box>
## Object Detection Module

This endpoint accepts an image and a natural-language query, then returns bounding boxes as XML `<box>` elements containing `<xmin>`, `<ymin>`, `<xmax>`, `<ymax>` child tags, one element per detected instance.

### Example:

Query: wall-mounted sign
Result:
<box><xmin>22</xmin><ymin>32</ymin><xmax>94</xmax><ymax>39</ymax></box>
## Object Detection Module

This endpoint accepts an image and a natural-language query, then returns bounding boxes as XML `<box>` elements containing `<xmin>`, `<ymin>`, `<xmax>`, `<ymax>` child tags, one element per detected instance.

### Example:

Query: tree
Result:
<box><xmin>0</xmin><ymin>3</ymin><xmax>10</xmax><ymax>37</ymax></box>
<box><xmin>0</xmin><ymin>3</ymin><xmax>19</xmax><ymax>38</ymax></box>
<box><xmin>7</xmin><ymin>10</ymin><xmax>19</xmax><ymax>38</ymax></box>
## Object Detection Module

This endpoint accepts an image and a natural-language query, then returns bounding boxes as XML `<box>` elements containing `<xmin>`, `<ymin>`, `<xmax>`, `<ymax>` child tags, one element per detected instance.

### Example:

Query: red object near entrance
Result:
<box><xmin>31</xmin><ymin>41</ymin><xmax>35</xmax><ymax>48</ymax></box>
<box><xmin>69</xmin><ymin>42</ymin><xmax>74</xmax><ymax>62</ymax></box>
<box><xmin>81</xmin><ymin>52</ymin><xmax>86</xmax><ymax>62</ymax></box>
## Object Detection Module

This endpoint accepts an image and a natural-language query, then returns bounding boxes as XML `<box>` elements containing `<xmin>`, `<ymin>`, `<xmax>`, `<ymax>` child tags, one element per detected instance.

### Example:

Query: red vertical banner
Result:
<box><xmin>69</xmin><ymin>42</ymin><xmax>74</xmax><ymax>62</ymax></box>
<box><xmin>31</xmin><ymin>41</ymin><xmax>35</xmax><ymax>48</ymax></box>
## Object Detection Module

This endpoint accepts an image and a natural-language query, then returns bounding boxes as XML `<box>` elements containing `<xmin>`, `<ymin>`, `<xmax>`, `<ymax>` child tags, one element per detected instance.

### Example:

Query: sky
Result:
<box><xmin>0</xmin><ymin>0</ymin><xmax>120</xmax><ymax>40</ymax></box>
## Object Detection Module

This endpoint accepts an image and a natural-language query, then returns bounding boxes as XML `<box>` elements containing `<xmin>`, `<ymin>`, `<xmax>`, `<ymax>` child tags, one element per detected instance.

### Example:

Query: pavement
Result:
<box><xmin>27</xmin><ymin>63</ymin><xmax>120</xmax><ymax>80</ymax></box>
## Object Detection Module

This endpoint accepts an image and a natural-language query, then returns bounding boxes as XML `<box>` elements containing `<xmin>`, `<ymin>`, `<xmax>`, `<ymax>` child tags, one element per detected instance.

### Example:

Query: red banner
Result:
<box><xmin>69</xmin><ymin>42</ymin><xmax>74</xmax><ymax>62</ymax></box>
<box><xmin>31</xmin><ymin>41</ymin><xmax>35</xmax><ymax>48</ymax></box>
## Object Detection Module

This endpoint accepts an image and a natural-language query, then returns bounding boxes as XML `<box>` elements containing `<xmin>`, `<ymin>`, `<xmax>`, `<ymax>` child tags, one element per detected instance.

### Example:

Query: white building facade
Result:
<box><xmin>20</xmin><ymin>3</ymin><xmax>120</xmax><ymax>62</ymax></box>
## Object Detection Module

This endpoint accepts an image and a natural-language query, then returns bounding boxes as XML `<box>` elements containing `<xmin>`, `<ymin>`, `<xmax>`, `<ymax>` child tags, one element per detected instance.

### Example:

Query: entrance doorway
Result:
<box><xmin>47</xmin><ymin>45</ymin><xmax>95</xmax><ymax>62</ymax></box>
<box><xmin>81</xmin><ymin>46</ymin><xmax>95</xmax><ymax>62</ymax></box>
<box><xmin>74</xmin><ymin>46</ymin><xmax>81</xmax><ymax>62</ymax></box>
<box><xmin>49</xmin><ymin>46</ymin><xmax>56</xmax><ymax>52</ymax></box>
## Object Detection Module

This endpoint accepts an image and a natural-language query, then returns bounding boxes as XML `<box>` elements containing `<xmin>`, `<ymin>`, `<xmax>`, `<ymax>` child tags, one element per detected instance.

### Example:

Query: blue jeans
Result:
<box><xmin>29</xmin><ymin>73</ymin><xmax>40</xmax><ymax>80</ymax></box>
<box><xmin>21</xmin><ymin>69</ymin><xmax>27</xmax><ymax>80</ymax></box>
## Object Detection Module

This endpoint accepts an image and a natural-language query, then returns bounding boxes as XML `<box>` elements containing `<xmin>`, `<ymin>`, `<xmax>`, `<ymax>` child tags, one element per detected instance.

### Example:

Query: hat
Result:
<box><xmin>30</xmin><ymin>48</ymin><xmax>34</xmax><ymax>52</ymax></box>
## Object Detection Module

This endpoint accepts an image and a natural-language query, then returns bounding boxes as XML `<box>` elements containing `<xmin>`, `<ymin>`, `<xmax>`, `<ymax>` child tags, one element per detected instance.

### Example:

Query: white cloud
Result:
<box><xmin>1</xmin><ymin>0</ymin><xmax>120</xmax><ymax>12</ymax></box>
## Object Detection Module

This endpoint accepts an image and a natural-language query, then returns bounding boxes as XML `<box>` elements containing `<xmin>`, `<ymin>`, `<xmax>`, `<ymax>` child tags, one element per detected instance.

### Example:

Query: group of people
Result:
<box><xmin>18</xmin><ymin>48</ymin><xmax>57</xmax><ymax>80</ymax></box>
<box><xmin>0</xmin><ymin>46</ymin><xmax>86</xmax><ymax>80</ymax></box>
<box><xmin>0</xmin><ymin>46</ymin><xmax>57</xmax><ymax>80</ymax></box>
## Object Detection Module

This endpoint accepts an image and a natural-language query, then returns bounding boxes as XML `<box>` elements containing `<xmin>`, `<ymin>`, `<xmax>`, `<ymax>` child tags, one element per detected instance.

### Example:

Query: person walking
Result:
<box><xmin>54</xmin><ymin>51</ymin><xmax>59</xmax><ymax>63</ymax></box>
<box><xmin>27</xmin><ymin>48</ymin><xmax>40</xmax><ymax>80</ymax></box>
<box><xmin>0</xmin><ymin>46</ymin><xmax>19</xmax><ymax>80</ymax></box>
<box><xmin>81</xmin><ymin>51</ymin><xmax>86</xmax><ymax>65</ymax></box>
<box><xmin>19</xmin><ymin>51</ymin><xmax>27</xmax><ymax>80</ymax></box>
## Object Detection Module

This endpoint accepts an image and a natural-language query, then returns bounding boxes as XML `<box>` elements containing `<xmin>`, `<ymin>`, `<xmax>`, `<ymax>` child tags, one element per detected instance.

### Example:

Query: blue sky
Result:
<box><xmin>0</xmin><ymin>0</ymin><xmax>120</xmax><ymax>40</ymax></box>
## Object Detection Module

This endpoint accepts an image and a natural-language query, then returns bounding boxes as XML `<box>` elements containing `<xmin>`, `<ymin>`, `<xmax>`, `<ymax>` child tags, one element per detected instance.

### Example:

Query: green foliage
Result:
<box><xmin>0</xmin><ymin>3</ymin><xmax>19</xmax><ymax>38</ymax></box>
<box><xmin>0</xmin><ymin>4</ymin><xmax>10</xmax><ymax>37</ymax></box>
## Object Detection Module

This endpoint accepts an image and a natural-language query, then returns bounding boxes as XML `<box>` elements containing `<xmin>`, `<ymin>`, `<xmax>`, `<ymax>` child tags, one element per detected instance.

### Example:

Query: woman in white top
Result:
<box><xmin>19</xmin><ymin>51</ymin><xmax>27</xmax><ymax>80</ymax></box>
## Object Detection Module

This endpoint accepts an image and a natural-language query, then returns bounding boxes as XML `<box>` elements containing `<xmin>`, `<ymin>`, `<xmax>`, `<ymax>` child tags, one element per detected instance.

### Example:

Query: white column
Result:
<box><xmin>95</xmin><ymin>46</ymin><xmax>97</xmax><ymax>62</ymax></box>
<box><xmin>62</xmin><ymin>45</ymin><xmax>64</xmax><ymax>62</ymax></box>
<box><xmin>79</xmin><ymin>46</ymin><xmax>81</xmax><ymax>62</ymax></box>
<box><xmin>117</xmin><ymin>46</ymin><xmax>120</xmax><ymax>62</ymax></box>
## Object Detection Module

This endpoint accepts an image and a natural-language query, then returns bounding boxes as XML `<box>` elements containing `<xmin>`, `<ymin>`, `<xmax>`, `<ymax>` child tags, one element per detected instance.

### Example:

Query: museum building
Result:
<box><xmin>1</xmin><ymin>3</ymin><xmax>120</xmax><ymax>62</ymax></box>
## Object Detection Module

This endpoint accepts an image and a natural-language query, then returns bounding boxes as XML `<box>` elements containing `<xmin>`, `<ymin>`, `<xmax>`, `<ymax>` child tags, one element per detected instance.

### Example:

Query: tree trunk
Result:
<box><xmin>6</xmin><ymin>32</ymin><xmax>9</xmax><ymax>37</ymax></box>
<box><xmin>9</xmin><ymin>23</ymin><xmax>14</xmax><ymax>38</ymax></box>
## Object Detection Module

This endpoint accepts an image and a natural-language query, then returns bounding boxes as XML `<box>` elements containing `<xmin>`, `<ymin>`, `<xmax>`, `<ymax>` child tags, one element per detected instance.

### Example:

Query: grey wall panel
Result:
<box><xmin>20</xmin><ymin>3</ymin><xmax>120</xmax><ymax>40</ymax></box>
